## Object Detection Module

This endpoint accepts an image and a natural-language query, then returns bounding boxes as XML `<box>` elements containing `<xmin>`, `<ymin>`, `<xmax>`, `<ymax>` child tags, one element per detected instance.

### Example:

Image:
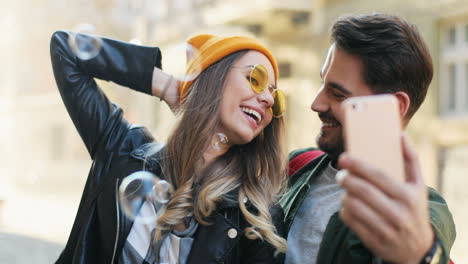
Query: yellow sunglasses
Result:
<box><xmin>235</xmin><ymin>64</ymin><xmax>286</xmax><ymax>118</ymax></box>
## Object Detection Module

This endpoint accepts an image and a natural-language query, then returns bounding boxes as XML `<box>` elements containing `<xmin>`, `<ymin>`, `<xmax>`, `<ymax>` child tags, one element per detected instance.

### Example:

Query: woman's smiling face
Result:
<box><xmin>217</xmin><ymin>50</ymin><xmax>276</xmax><ymax>145</ymax></box>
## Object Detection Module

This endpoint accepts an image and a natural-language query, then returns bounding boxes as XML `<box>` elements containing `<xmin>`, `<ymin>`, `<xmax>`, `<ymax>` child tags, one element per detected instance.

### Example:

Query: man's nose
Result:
<box><xmin>311</xmin><ymin>87</ymin><xmax>329</xmax><ymax>113</ymax></box>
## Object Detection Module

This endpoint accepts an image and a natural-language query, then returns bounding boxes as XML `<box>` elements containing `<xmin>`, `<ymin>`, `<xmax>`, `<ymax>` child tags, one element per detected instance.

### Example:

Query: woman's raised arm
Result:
<box><xmin>50</xmin><ymin>30</ymin><xmax>162</xmax><ymax>158</ymax></box>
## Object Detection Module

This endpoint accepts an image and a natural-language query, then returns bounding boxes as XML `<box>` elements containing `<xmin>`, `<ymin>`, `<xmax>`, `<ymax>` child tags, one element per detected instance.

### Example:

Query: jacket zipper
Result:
<box><xmin>110</xmin><ymin>178</ymin><xmax>120</xmax><ymax>264</ymax></box>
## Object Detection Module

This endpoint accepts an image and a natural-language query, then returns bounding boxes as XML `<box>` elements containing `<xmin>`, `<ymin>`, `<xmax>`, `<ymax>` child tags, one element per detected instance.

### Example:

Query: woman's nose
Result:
<box><xmin>257</xmin><ymin>88</ymin><xmax>274</xmax><ymax>108</ymax></box>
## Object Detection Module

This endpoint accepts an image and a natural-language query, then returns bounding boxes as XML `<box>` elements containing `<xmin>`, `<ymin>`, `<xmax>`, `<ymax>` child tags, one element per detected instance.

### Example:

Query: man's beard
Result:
<box><xmin>316</xmin><ymin>132</ymin><xmax>344</xmax><ymax>160</ymax></box>
<box><xmin>316</xmin><ymin>112</ymin><xmax>345</xmax><ymax>160</ymax></box>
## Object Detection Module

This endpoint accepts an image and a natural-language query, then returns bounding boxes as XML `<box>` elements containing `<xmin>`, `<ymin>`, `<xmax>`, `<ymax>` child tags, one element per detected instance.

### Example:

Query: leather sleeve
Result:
<box><xmin>49</xmin><ymin>31</ymin><xmax>162</xmax><ymax>158</ymax></box>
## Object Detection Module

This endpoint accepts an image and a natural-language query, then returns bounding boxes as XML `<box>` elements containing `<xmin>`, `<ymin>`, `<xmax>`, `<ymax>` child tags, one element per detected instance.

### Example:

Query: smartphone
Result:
<box><xmin>342</xmin><ymin>94</ymin><xmax>405</xmax><ymax>182</ymax></box>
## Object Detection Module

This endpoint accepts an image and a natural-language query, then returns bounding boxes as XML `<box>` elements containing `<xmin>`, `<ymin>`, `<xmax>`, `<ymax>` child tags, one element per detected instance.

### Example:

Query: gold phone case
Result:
<box><xmin>343</xmin><ymin>95</ymin><xmax>404</xmax><ymax>182</ymax></box>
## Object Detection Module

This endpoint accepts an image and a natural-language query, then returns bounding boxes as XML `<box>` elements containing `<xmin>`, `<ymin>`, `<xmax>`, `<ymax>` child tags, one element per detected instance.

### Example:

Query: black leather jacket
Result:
<box><xmin>50</xmin><ymin>31</ymin><xmax>285</xmax><ymax>264</ymax></box>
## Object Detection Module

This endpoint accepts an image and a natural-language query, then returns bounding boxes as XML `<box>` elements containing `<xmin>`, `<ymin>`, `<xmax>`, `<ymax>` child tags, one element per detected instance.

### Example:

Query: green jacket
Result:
<box><xmin>279</xmin><ymin>148</ymin><xmax>456</xmax><ymax>264</ymax></box>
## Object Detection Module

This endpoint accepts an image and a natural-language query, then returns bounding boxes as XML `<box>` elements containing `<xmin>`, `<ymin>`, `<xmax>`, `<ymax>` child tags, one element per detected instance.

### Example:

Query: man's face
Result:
<box><xmin>312</xmin><ymin>43</ymin><xmax>374</xmax><ymax>159</ymax></box>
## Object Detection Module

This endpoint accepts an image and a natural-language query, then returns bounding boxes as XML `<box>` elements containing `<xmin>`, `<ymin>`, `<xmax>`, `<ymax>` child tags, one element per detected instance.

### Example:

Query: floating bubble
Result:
<box><xmin>154</xmin><ymin>180</ymin><xmax>171</xmax><ymax>203</ymax></box>
<box><xmin>118</xmin><ymin>171</ymin><xmax>172</xmax><ymax>224</ymax></box>
<box><xmin>164</xmin><ymin>42</ymin><xmax>202</xmax><ymax>83</ymax></box>
<box><xmin>212</xmin><ymin>133</ymin><xmax>229</xmax><ymax>152</ymax></box>
<box><xmin>129</xmin><ymin>38</ymin><xmax>142</xmax><ymax>45</ymax></box>
<box><xmin>68</xmin><ymin>23</ymin><xmax>102</xmax><ymax>60</ymax></box>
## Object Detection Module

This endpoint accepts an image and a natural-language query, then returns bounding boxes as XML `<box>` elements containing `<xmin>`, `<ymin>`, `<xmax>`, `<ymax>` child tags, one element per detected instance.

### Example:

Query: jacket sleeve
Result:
<box><xmin>427</xmin><ymin>187</ymin><xmax>456</xmax><ymax>264</ymax></box>
<box><xmin>50</xmin><ymin>30</ymin><xmax>162</xmax><ymax>158</ymax></box>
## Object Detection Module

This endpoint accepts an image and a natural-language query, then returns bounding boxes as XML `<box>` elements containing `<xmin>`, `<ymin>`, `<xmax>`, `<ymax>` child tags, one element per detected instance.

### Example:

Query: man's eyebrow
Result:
<box><xmin>328</xmin><ymin>81</ymin><xmax>352</xmax><ymax>95</ymax></box>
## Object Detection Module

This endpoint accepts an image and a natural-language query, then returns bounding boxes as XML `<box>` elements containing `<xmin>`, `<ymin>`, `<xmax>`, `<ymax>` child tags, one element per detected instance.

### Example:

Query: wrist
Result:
<box><xmin>419</xmin><ymin>238</ymin><xmax>442</xmax><ymax>264</ymax></box>
<box><xmin>159</xmin><ymin>75</ymin><xmax>175</xmax><ymax>102</ymax></box>
<box><xmin>388</xmin><ymin>226</ymin><xmax>435</xmax><ymax>264</ymax></box>
<box><xmin>152</xmin><ymin>68</ymin><xmax>174</xmax><ymax>98</ymax></box>
<box><xmin>411</xmin><ymin>226</ymin><xmax>437</xmax><ymax>264</ymax></box>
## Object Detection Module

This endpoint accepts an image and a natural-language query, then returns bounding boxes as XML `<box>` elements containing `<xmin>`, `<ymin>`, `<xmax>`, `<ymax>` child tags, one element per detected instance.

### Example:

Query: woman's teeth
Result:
<box><xmin>241</xmin><ymin>107</ymin><xmax>262</xmax><ymax>124</ymax></box>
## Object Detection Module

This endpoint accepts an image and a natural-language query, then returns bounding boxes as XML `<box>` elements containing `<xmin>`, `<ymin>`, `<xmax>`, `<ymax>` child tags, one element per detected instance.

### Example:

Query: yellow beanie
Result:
<box><xmin>179</xmin><ymin>34</ymin><xmax>279</xmax><ymax>100</ymax></box>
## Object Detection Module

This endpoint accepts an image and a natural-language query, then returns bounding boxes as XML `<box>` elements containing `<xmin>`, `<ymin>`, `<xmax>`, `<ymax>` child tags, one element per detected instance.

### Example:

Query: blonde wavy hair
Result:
<box><xmin>155</xmin><ymin>50</ymin><xmax>287</xmax><ymax>252</ymax></box>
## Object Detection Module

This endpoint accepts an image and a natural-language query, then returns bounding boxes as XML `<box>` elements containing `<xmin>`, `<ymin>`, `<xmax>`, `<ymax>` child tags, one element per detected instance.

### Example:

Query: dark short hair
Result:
<box><xmin>331</xmin><ymin>13</ymin><xmax>433</xmax><ymax>120</ymax></box>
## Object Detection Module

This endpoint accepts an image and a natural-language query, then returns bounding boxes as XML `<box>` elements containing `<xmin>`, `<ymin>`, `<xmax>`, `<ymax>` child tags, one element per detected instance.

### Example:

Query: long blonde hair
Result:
<box><xmin>156</xmin><ymin>50</ymin><xmax>287</xmax><ymax>252</ymax></box>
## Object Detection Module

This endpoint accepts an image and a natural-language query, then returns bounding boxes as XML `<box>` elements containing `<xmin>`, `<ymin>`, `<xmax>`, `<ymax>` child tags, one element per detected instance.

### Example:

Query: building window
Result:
<box><xmin>465</xmin><ymin>24</ymin><xmax>468</xmax><ymax>43</ymax></box>
<box><xmin>440</xmin><ymin>20</ymin><xmax>468</xmax><ymax>116</ymax></box>
<box><xmin>448</xmin><ymin>63</ymin><xmax>456</xmax><ymax>112</ymax></box>
<box><xmin>448</xmin><ymin>27</ymin><xmax>456</xmax><ymax>46</ymax></box>
<box><xmin>291</xmin><ymin>11</ymin><xmax>310</xmax><ymax>26</ymax></box>
<box><xmin>279</xmin><ymin>62</ymin><xmax>292</xmax><ymax>78</ymax></box>
<box><xmin>246</xmin><ymin>24</ymin><xmax>263</xmax><ymax>36</ymax></box>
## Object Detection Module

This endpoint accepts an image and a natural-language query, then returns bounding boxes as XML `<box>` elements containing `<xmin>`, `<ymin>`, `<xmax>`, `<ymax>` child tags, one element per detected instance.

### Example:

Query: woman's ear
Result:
<box><xmin>394</xmin><ymin>91</ymin><xmax>411</xmax><ymax>125</ymax></box>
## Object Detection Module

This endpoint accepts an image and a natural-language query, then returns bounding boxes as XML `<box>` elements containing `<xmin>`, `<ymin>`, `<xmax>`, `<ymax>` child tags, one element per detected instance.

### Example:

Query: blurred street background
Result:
<box><xmin>1</xmin><ymin>0</ymin><xmax>468</xmax><ymax>263</ymax></box>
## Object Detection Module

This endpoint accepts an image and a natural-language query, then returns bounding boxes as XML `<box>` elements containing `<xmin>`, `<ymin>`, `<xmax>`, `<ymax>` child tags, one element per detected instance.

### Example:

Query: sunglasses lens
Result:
<box><xmin>271</xmin><ymin>89</ymin><xmax>286</xmax><ymax>117</ymax></box>
<box><xmin>246</xmin><ymin>64</ymin><xmax>285</xmax><ymax>117</ymax></box>
<box><xmin>249</xmin><ymin>64</ymin><xmax>268</xmax><ymax>94</ymax></box>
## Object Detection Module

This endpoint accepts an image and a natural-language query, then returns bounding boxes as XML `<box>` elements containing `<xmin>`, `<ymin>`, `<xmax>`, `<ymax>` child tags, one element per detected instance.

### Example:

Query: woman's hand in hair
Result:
<box><xmin>152</xmin><ymin>67</ymin><xmax>180</xmax><ymax>111</ymax></box>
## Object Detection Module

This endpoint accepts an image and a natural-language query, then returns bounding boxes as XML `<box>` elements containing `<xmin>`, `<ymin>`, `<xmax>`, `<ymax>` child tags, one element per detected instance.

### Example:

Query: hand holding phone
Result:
<box><xmin>339</xmin><ymin>96</ymin><xmax>436</xmax><ymax>264</ymax></box>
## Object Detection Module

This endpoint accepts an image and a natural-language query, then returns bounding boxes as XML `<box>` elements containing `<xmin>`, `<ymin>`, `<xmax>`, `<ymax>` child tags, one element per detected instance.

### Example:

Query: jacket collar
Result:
<box><xmin>280</xmin><ymin>153</ymin><xmax>330</xmax><ymax>232</ymax></box>
<box><xmin>129</xmin><ymin>142</ymin><xmax>165</xmax><ymax>172</ymax></box>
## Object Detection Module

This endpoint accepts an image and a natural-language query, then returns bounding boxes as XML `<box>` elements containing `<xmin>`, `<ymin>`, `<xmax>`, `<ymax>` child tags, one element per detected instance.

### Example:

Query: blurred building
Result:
<box><xmin>1</xmin><ymin>0</ymin><xmax>467</xmax><ymax>262</ymax></box>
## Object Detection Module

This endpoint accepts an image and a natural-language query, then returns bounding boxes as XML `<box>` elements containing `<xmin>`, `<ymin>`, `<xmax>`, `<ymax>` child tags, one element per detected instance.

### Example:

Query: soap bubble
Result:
<box><xmin>212</xmin><ymin>133</ymin><xmax>229</xmax><ymax>152</ymax></box>
<box><xmin>129</xmin><ymin>38</ymin><xmax>142</xmax><ymax>45</ymax></box>
<box><xmin>68</xmin><ymin>23</ymin><xmax>102</xmax><ymax>60</ymax></box>
<box><xmin>118</xmin><ymin>171</ymin><xmax>172</xmax><ymax>223</ymax></box>
<box><xmin>164</xmin><ymin>42</ymin><xmax>202</xmax><ymax>83</ymax></box>
<box><xmin>154</xmin><ymin>179</ymin><xmax>171</xmax><ymax>203</ymax></box>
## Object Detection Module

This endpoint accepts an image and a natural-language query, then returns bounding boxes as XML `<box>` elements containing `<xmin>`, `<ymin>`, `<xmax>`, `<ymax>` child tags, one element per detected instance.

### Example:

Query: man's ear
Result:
<box><xmin>394</xmin><ymin>91</ymin><xmax>410</xmax><ymax>124</ymax></box>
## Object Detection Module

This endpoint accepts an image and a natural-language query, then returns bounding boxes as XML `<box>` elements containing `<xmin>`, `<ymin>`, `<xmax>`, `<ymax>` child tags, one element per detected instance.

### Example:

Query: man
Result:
<box><xmin>280</xmin><ymin>14</ymin><xmax>456</xmax><ymax>264</ymax></box>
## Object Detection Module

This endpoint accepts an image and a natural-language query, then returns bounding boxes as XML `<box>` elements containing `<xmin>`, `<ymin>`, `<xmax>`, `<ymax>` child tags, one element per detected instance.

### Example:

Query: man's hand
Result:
<box><xmin>337</xmin><ymin>134</ymin><xmax>434</xmax><ymax>264</ymax></box>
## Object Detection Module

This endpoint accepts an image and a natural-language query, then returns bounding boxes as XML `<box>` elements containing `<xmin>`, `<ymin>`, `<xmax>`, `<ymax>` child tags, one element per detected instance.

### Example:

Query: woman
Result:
<box><xmin>50</xmin><ymin>31</ymin><xmax>287</xmax><ymax>264</ymax></box>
